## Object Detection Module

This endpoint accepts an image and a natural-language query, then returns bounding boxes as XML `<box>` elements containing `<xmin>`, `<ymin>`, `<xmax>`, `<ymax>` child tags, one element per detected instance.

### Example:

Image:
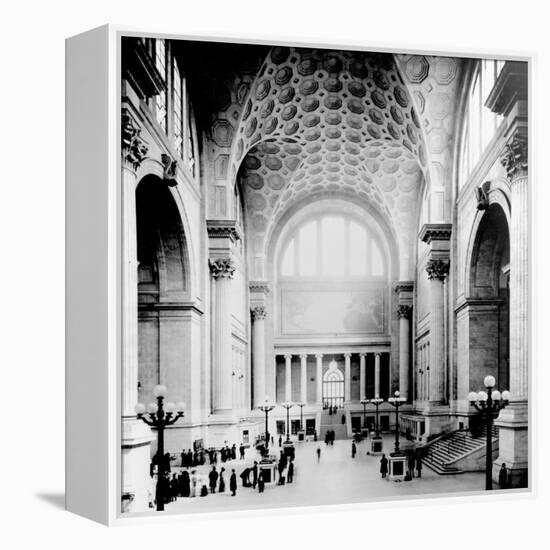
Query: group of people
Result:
<box><xmin>324</xmin><ymin>430</ymin><xmax>336</xmax><ymax>445</ymax></box>
<box><xmin>325</xmin><ymin>404</ymin><xmax>339</xmax><ymax>415</ymax></box>
<box><xmin>180</xmin><ymin>442</ymin><xmax>246</xmax><ymax>469</ymax></box>
<box><xmin>378</xmin><ymin>452</ymin><xmax>423</xmax><ymax>479</ymax></box>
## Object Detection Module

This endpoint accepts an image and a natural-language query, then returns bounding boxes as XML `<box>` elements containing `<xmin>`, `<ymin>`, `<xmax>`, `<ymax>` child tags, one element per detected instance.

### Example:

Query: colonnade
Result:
<box><xmin>274</xmin><ymin>352</ymin><xmax>389</xmax><ymax>405</ymax></box>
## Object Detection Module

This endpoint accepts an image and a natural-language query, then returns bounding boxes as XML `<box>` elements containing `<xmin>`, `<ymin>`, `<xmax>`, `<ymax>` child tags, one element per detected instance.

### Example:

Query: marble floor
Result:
<box><xmin>163</xmin><ymin>435</ymin><xmax>486</xmax><ymax>514</ymax></box>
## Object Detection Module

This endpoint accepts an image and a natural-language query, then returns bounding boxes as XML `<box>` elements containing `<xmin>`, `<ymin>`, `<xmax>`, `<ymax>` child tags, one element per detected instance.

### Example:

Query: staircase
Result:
<box><xmin>423</xmin><ymin>426</ymin><xmax>498</xmax><ymax>475</ymax></box>
<box><xmin>319</xmin><ymin>409</ymin><xmax>348</xmax><ymax>440</ymax></box>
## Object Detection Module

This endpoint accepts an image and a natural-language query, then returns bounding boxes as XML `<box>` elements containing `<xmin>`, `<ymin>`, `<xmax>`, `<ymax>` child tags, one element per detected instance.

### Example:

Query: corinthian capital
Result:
<box><xmin>209</xmin><ymin>258</ymin><xmax>236</xmax><ymax>280</ymax></box>
<box><xmin>501</xmin><ymin>133</ymin><xmax>528</xmax><ymax>181</ymax></box>
<box><xmin>121</xmin><ymin>108</ymin><xmax>148</xmax><ymax>170</ymax></box>
<box><xmin>251</xmin><ymin>305</ymin><xmax>267</xmax><ymax>321</ymax></box>
<box><xmin>397</xmin><ymin>304</ymin><xmax>413</xmax><ymax>319</ymax></box>
<box><xmin>426</xmin><ymin>259</ymin><xmax>449</xmax><ymax>281</ymax></box>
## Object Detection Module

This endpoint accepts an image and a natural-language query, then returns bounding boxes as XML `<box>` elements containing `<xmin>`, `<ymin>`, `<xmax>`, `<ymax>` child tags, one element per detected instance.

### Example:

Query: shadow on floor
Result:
<box><xmin>35</xmin><ymin>492</ymin><xmax>65</xmax><ymax>510</ymax></box>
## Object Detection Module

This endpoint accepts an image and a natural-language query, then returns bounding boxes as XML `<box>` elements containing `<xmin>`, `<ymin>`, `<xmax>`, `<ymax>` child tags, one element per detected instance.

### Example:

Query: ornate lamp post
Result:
<box><xmin>135</xmin><ymin>384</ymin><xmax>185</xmax><ymax>511</ymax></box>
<box><xmin>468</xmin><ymin>375</ymin><xmax>510</xmax><ymax>490</ymax></box>
<box><xmin>369</xmin><ymin>395</ymin><xmax>384</xmax><ymax>437</ymax></box>
<box><xmin>296</xmin><ymin>401</ymin><xmax>306</xmax><ymax>431</ymax></box>
<box><xmin>388</xmin><ymin>390</ymin><xmax>406</xmax><ymax>455</ymax></box>
<box><xmin>360</xmin><ymin>396</ymin><xmax>369</xmax><ymax>431</ymax></box>
<box><xmin>282</xmin><ymin>401</ymin><xmax>294</xmax><ymax>442</ymax></box>
<box><xmin>258</xmin><ymin>396</ymin><xmax>275</xmax><ymax>450</ymax></box>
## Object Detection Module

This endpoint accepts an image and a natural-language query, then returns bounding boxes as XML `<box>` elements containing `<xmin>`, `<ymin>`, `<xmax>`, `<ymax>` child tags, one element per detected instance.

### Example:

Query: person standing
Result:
<box><xmin>208</xmin><ymin>466</ymin><xmax>218</xmax><ymax>494</ymax></box>
<box><xmin>316</xmin><ymin>446</ymin><xmax>321</xmax><ymax>463</ymax></box>
<box><xmin>230</xmin><ymin>469</ymin><xmax>237</xmax><ymax>496</ymax></box>
<box><xmin>351</xmin><ymin>441</ymin><xmax>357</xmax><ymax>458</ymax></box>
<box><xmin>287</xmin><ymin>459</ymin><xmax>294</xmax><ymax>483</ymax></box>
<box><xmin>258</xmin><ymin>471</ymin><xmax>265</xmax><ymax>493</ymax></box>
<box><xmin>239</xmin><ymin>444</ymin><xmax>245</xmax><ymax>460</ymax></box>
<box><xmin>231</xmin><ymin>444</ymin><xmax>237</xmax><ymax>461</ymax></box>
<box><xmin>278</xmin><ymin>435</ymin><xmax>282</xmax><ymax>447</ymax></box>
<box><xmin>380</xmin><ymin>454</ymin><xmax>388</xmax><ymax>478</ymax></box>
<box><xmin>181</xmin><ymin>470</ymin><xmax>190</xmax><ymax>497</ymax></box>
<box><xmin>415</xmin><ymin>453</ymin><xmax>423</xmax><ymax>478</ymax></box>
<box><xmin>219</xmin><ymin>467</ymin><xmax>226</xmax><ymax>493</ymax></box>
<box><xmin>499</xmin><ymin>463</ymin><xmax>508</xmax><ymax>489</ymax></box>
<box><xmin>408</xmin><ymin>453</ymin><xmax>416</xmax><ymax>478</ymax></box>
<box><xmin>252</xmin><ymin>461</ymin><xmax>259</xmax><ymax>489</ymax></box>
<box><xmin>190</xmin><ymin>470</ymin><xmax>197</xmax><ymax>497</ymax></box>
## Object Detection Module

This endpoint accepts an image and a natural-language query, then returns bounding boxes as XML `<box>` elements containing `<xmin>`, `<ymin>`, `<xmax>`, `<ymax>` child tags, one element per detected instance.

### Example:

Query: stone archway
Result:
<box><xmin>456</xmin><ymin>203</ymin><xmax>510</xmax><ymax>412</ymax></box>
<box><xmin>135</xmin><ymin>175</ymin><xmax>200</xmax><ymax>448</ymax></box>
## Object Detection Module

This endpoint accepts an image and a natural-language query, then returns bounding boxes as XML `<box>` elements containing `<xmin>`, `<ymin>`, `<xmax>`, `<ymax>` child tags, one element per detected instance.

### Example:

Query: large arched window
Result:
<box><xmin>460</xmin><ymin>59</ymin><xmax>505</xmax><ymax>185</ymax></box>
<box><xmin>280</xmin><ymin>215</ymin><xmax>385</xmax><ymax>278</ymax></box>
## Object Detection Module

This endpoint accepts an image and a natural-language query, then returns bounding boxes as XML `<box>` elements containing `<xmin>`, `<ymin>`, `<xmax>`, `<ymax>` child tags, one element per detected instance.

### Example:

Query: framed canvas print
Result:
<box><xmin>66</xmin><ymin>25</ymin><xmax>531</xmax><ymax>525</ymax></box>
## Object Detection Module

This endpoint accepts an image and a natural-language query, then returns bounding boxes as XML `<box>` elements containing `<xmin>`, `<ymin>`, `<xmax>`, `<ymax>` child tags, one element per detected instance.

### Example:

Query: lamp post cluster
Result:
<box><xmin>388</xmin><ymin>390</ymin><xmax>406</xmax><ymax>455</ymax></box>
<box><xmin>135</xmin><ymin>384</ymin><xmax>185</xmax><ymax>511</ymax></box>
<box><xmin>468</xmin><ymin>375</ymin><xmax>510</xmax><ymax>490</ymax></box>
<box><xmin>370</xmin><ymin>395</ymin><xmax>384</xmax><ymax>438</ymax></box>
<box><xmin>281</xmin><ymin>401</ymin><xmax>294</xmax><ymax>442</ymax></box>
<box><xmin>258</xmin><ymin>397</ymin><xmax>275</xmax><ymax>451</ymax></box>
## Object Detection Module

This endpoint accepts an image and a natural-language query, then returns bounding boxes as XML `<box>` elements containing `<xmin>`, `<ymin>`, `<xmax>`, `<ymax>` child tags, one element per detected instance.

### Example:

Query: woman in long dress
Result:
<box><xmin>190</xmin><ymin>470</ymin><xmax>197</xmax><ymax>497</ymax></box>
<box><xmin>219</xmin><ymin>467</ymin><xmax>226</xmax><ymax>493</ymax></box>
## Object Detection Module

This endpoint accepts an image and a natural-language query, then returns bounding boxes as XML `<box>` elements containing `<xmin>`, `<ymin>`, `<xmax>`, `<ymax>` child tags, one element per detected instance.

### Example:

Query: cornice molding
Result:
<box><xmin>485</xmin><ymin>61</ymin><xmax>528</xmax><ymax>117</ymax></box>
<box><xmin>206</xmin><ymin>219</ymin><xmax>242</xmax><ymax>243</ymax></box>
<box><xmin>249</xmin><ymin>281</ymin><xmax>270</xmax><ymax>294</ymax></box>
<box><xmin>419</xmin><ymin>223</ymin><xmax>452</xmax><ymax>244</ymax></box>
<box><xmin>394</xmin><ymin>281</ymin><xmax>414</xmax><ymax>294</ymax></box>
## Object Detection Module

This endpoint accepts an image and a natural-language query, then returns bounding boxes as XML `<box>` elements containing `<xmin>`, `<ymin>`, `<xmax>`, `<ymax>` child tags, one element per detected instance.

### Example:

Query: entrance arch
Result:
<box><xmin>323</xmin><ymin>366</ymin><xmax>344</xmax><ymax>408</ymax></box>
<box><xmin>457</xmin><ymin>202</ymin><xmax>510</xmax><ymax>408</ymax></box>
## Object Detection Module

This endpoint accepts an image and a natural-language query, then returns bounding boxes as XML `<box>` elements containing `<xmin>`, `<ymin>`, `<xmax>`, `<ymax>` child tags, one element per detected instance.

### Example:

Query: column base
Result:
<box><xmin>494</xmin><ymin>401</ymin><xmax>529</xmax><ymax>489</ymax></box>
<box><xmin>121</xmin><ymin>417</ymin><xmax>155</xmax><ymax>513</ymax></box>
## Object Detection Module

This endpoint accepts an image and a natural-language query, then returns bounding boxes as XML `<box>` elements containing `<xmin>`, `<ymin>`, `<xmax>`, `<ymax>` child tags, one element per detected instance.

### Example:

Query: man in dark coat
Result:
<box><xmin>287</xmin><ymin>459</ymin><xmax>294</xmax><ymax>483</ymax></box>
<box><xmin>230</xmin><ymin>469</ymin><xmax>237</xmax><ymax>496</ymax></box>
<box><xmin>351</xmin><ymin>441</ymin><xmax>357</xmax><ymax>458</ymax></box>
<box><xmin>278</xmin><ymin>435</ymin><xmax>282</xmax><ymax>447</ymax></box>
<box><xmin>239</xmin><ymin>444</ymin><xmax>245</xmax><ymax>460</ymax></box>
<box><xmin>240</xmin><ymin>467</ymin><xmax>250</xmax><ymax>487</ymax></box>
<box><xmin>181</xmin><ymin>470</ymin><xmax>190</xmax><ymax>497</ymax></box>
<box><xmin>258</xmin><ymin>471</ymin><xmax>265</xmax><ymax>493</ymax></box>
<box><xmin>208</xmin><ymin>466</ymin><xmax>219</xmax><ymax>494</ymax></box>
<box><xmin>499</xmin><ymin>463</ymin><xmax>508</xmax><ymax>489</ymax></box>
<box><xmin>252</xmin><ymin>461</ymin><xmax>259</xmax><ymax>488</ymax></box>
<box><xmin>415</xmin><ymin>454</ymin><xmax>423</xmax><ymax>478</ymax></box>
<box><xmin>231</xmin><ymin>444</ymin><xmax>237</xmax><ymax>460</ymax></box>
<box><xmin>380</xmin><ymin>454</ymin><xmax>388</xmax><ymax>478</ymax></box>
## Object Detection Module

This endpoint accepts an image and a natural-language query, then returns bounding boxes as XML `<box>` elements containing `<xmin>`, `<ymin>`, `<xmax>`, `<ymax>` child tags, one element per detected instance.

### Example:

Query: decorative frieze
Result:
<box><xmin>161</xmin><ymin>153</ymin><xmax>178</xmax><ymax>187</ymax></box>
<box><xmin>209</xmin><ymin>258</ymin><xmax>236</xmax><ymax>279</ymax></box>
<box><xmin>251</xmin><ymin>305</ymin><xmax>267</xmax><ymax>321</ymax></box>
<box><xmin>122</xmin><ymin>108</ymin><xmax>148</xmax><ymax>170</ymax></box>
<box><xmin>397</xmin><ymin>304</ymin><xmax>413</xmax><ymax>319</ymax></box>
<box><xmin>426</xmin><ymin>259</ymin><xmax>450</xmax><ymax>281</ymax></box>
<box><xmin>501</xmin><ymin>134</ymin><xmax>528</xmax><ymax>181</ymax></box>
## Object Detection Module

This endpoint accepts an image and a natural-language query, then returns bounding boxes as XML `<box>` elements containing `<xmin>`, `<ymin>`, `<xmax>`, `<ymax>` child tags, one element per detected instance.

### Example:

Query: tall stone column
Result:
<box><xmin>494</xmin><ymin>131</ymin><xmax>529</xmax><ymax>487</ymax></box>
<box><xmin>251</xmin><ymin>305</ymin><xmax>267</xmax><ymax>406</ymax></box>
<box><xmin>300</xmin><ymin>354</ymin><xmax>308</xmax><ymax>403</ymax></box>
<box><xmin>374</xmin><ymin>352</ymin><xmax>381</xmax><ymax>398</ymax></box>
<box><xmin>397</xmin><ymin>305</ymin><xmax>412</xmax><ymax>401</ymax></box>
<box><xmin>120</xmin><ymin>108</ymin><xmax>154</xmax><ymax>512</ymax></box>
<box><xmin>425</xmin><ymin>260</ymin><xmax>449</xmax><ymax>402</ymax></box>
<box><xmin>359</xmin><ymin>353</ymin><xmax>366</xmax><ymax>399</ymax></box>
<box><xmin>209</xmin><ymin>258</ymin><xmax>235</xmax><ymax>413</ymax></box>
<box><xmin>344</xmin><ymin>353</ymin><xmax>352</xmax><ymax>402</ymax></box>
<box><xmin>315</xmin><ymin>354</ymin><xmax>323</xmax><ymax>404</ymax></box>
<box><xmin>285</xmin><ymin>354</ymin><xmax>292</xmax><ymax>402</ymax></box>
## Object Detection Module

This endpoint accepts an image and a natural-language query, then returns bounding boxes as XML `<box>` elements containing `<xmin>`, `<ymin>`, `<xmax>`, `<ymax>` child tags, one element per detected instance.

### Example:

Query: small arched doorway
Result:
<box><xmin>323</xmin><ymin>363</ymin><xmax>344</xmax><ymax>408</ymax></box>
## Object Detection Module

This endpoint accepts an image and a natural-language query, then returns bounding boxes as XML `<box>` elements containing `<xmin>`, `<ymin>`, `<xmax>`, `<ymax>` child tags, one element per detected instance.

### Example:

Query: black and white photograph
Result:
<box><xmin>120</xmin><ymin>36</ymin><xmax>530</xmax><ymax>516</ymax></box>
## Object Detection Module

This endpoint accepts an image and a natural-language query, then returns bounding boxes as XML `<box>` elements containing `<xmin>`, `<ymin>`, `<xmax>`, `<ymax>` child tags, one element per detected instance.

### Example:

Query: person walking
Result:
<box><xmin>415</xmin><ymin>453</ymin><xmax>423</xmax><ymax>478</ymax></box>
<box><xmin>208</xmin><ymin>466</ymin><xmax>218</xmax><ymax>494</ymax></box>
<box><xmin>230</xmin><ymin>469</ymin><xmax>237</xmax><ymax>496</ymax></box>
<box><xmin>218</xmin><ymin>467</ymin><xmax>226</xmax><ymax>493</ymax></box>
<box><xmin>258</xmin><ymin>471</ymin><xmax>265</xmax><ymax>493</ymax></box>
<box><xmin>341</xmin><ymin>413</ymin><xmax>346</xmax><ymax>425</ymax></box>
<box><xmin>380</xmin><ymin>454</ymin><xmax>388</xmax><ymax>478</ymax></box>
<box><xmin>351</xmin><ymin>441</ymin><xmax>357</xmax><ymax>458</ymax></box>
<box><xmin>287</xmin><ymin>459</ymin><xmax>294</xmax><ymax>483</ymax></box>
<box><xmin>499</xmin><ymin>463</ymin><xmax>508</xmax><ymax>489</ymax></box>
<box><xmin>278</xmin><ymin>435</ymin><xmax>282</xmax><ymax>447</ymax></box>
<box><xmin>239</xmin><ymin>444</ymin><xmax>245</xmax><ymax>460</ymax></box>
<box><xmin>316</xmin><ymin>446</ymin><xmax>321</xmax><ymax>462</ymax></box>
